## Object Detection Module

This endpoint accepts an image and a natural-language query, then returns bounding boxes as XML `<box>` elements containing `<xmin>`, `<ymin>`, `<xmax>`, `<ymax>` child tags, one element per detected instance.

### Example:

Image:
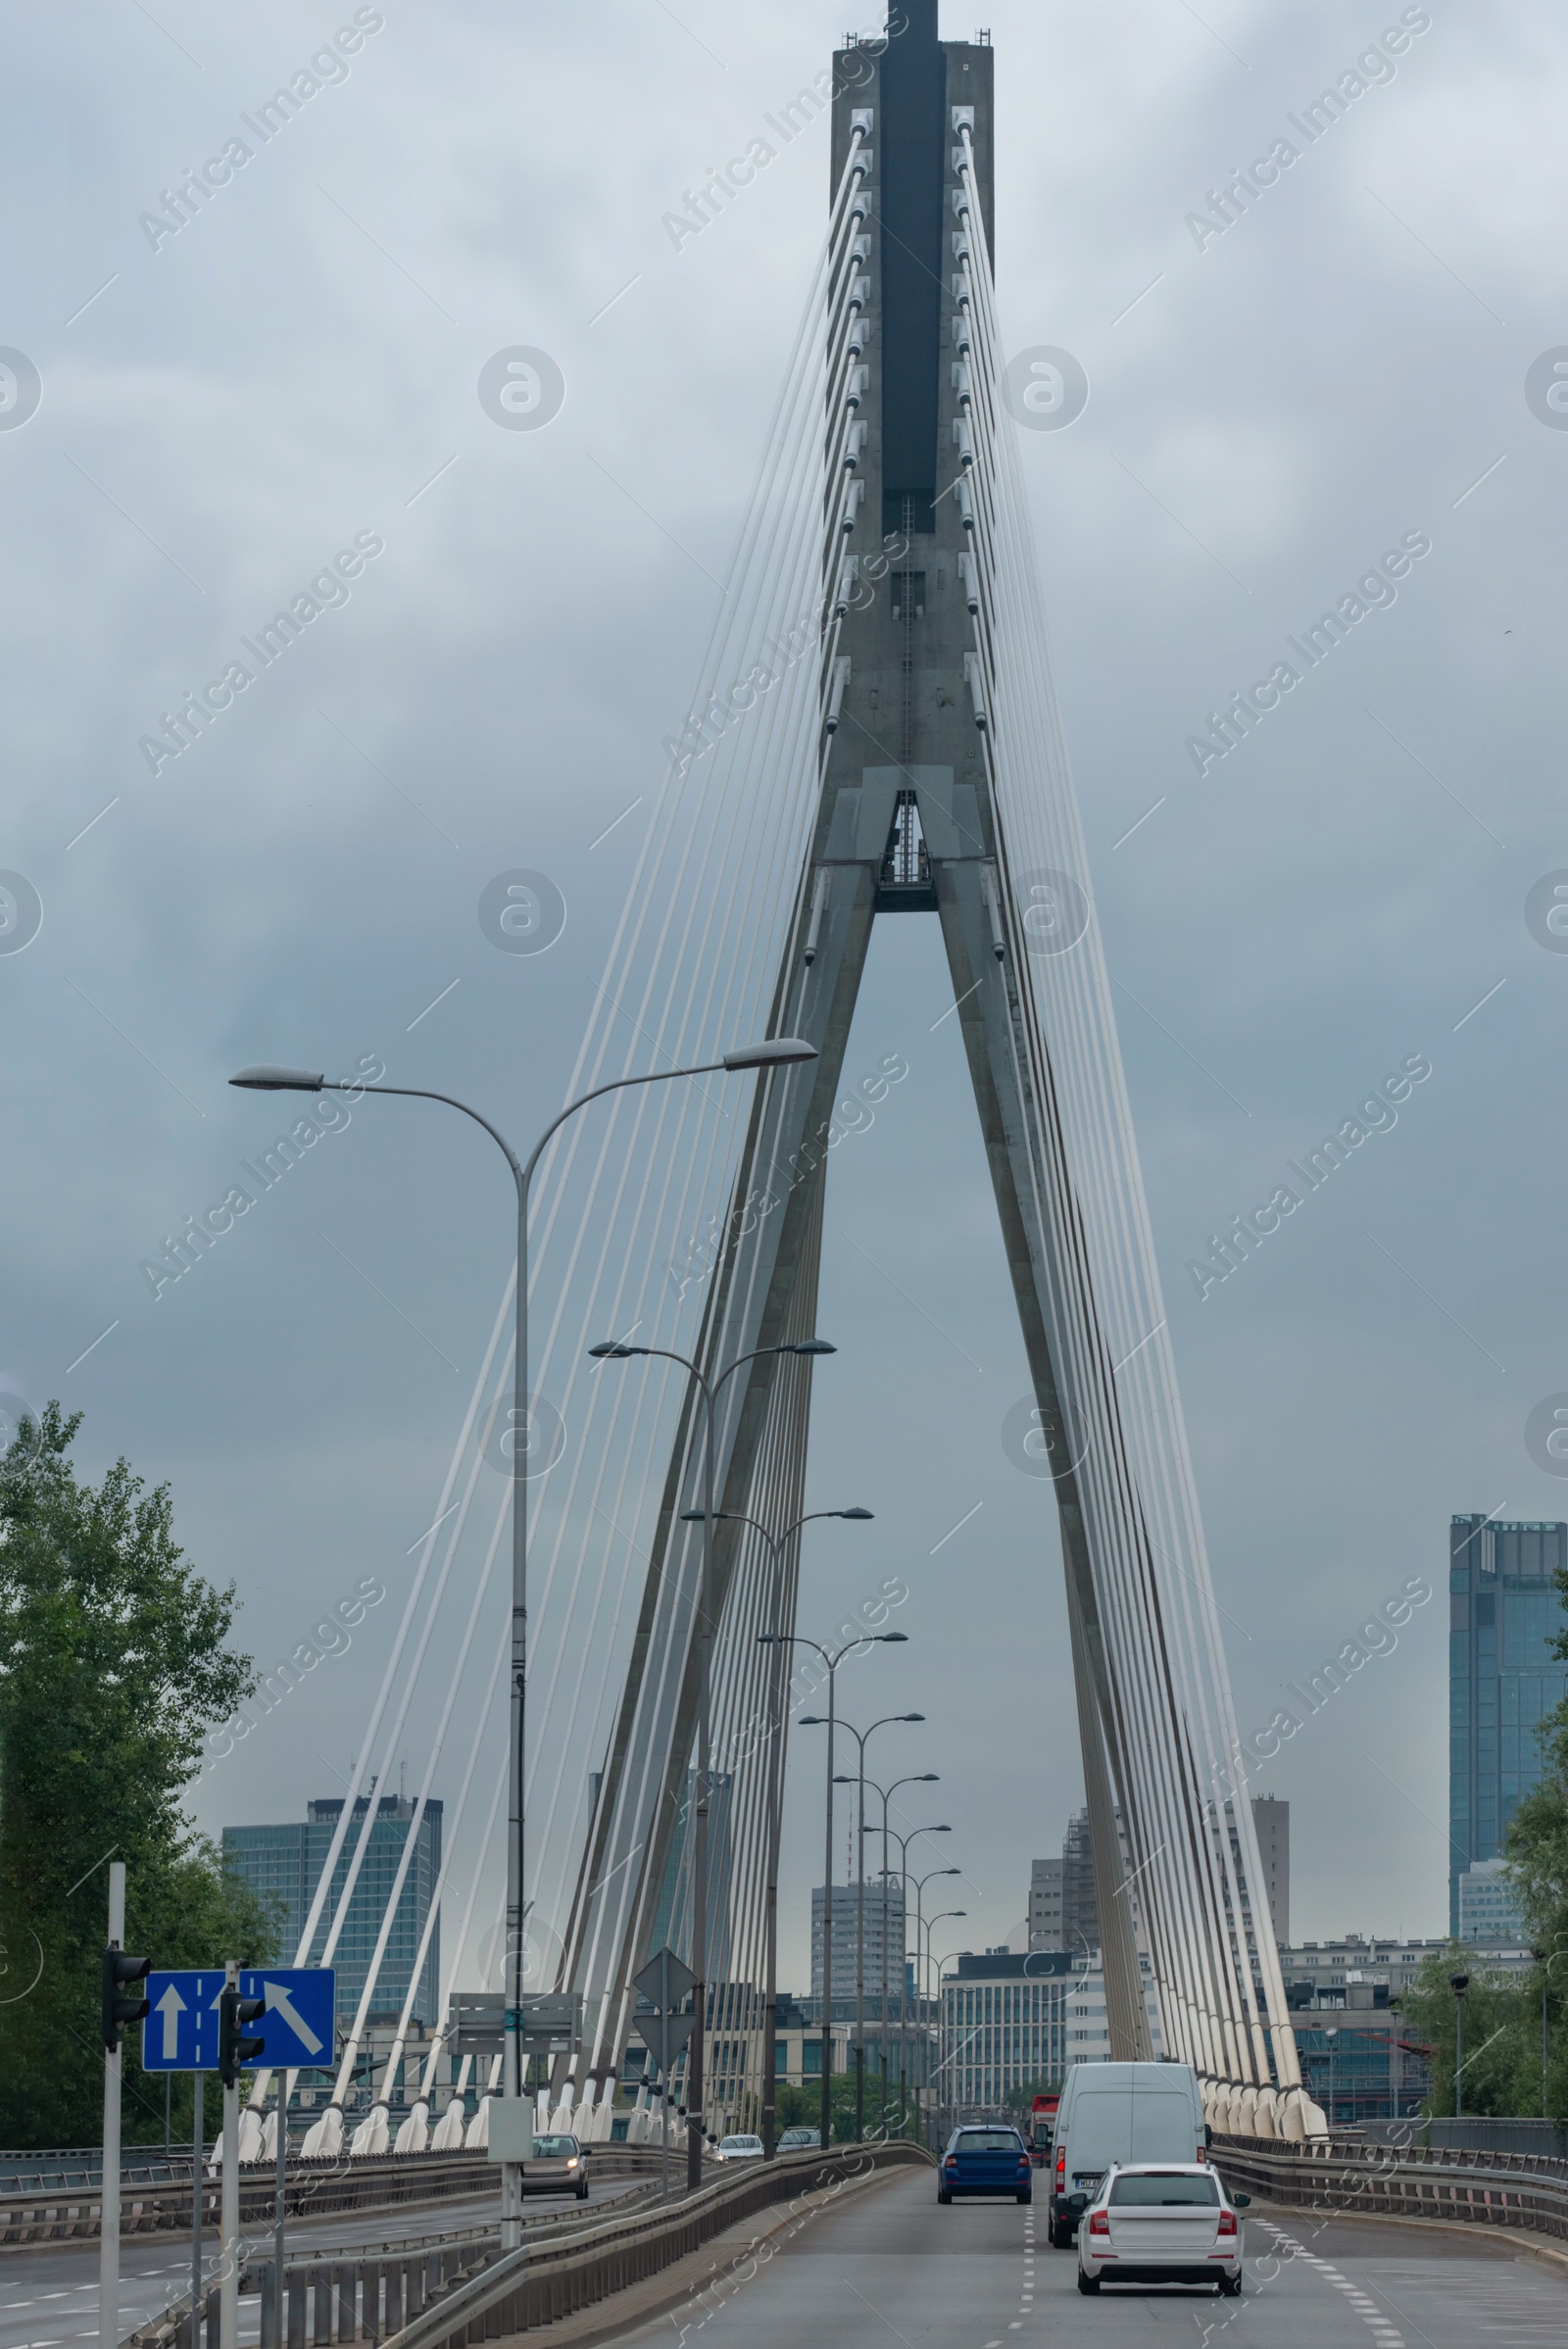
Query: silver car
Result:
<box><xmin>1075</xmin><ymin>2163</ymin><xmax>1249</xmax><ymax>2295</ymax></box>
<box><xmin>523</xmin><ymin>2131</ymin><xmax>590</xmax><ymax>2199</ymax></box>
<box><xmin>714</xmin><ymin>2131</ymin><xmax>764</xmax><ymax>2163</ymax></box>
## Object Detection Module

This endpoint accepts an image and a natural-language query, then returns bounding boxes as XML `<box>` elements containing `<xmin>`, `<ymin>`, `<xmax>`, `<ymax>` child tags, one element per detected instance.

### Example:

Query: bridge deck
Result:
<box><xmin>599</xmin><ymin>2166</ymin><xmax>1566</xmax><ymax>2349</ymax></box>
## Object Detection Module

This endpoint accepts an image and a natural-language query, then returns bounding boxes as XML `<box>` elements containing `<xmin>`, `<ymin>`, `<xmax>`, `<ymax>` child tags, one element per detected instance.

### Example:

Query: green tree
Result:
<box><xmin>0</xmin><ymin>1404</ymin><xmax>280</xmax><ymax>2147</ymax></box>
<box><xmin>773</xmin><ymin>2073</ymin><xmax>919</xmax><ymax>2142</ymax></box>
<box><xmin>1500</xmin><ymin>1545</ymin><xmax>1568</xmax><ymax>2117</ymax></box>
<box><xmin>1398</xmin><ymin>1947</ymin><xmax>1541</xmax><ymax>2118</ymax></box>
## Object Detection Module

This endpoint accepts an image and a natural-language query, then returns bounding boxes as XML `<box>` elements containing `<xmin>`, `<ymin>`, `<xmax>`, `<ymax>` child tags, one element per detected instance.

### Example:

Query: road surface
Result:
<box><xmin>614</xmin><ymin>2164</ymin><xmax>1566</xmax><ymax>2349</ymax></box>
<box><xmin>0</xmin><ymin>2175</ymin><xmax>643</xmax><ymax>2349</ymax></box>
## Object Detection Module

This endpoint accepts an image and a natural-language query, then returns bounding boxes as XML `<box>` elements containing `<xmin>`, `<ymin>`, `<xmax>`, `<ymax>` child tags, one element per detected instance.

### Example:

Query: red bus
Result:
<box><xmin>1028</xmin><ymin>2090</ymin><xmax>1059</xmax><ymax>2165</ymax></box>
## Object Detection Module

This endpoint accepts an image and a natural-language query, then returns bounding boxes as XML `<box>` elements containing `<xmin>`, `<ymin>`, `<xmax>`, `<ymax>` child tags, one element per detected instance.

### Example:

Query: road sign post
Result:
<box><xmin>634</xmin><ymin>1951</ymin><xmax>696</xmax><ymax>2203</ymax></box>
<box><xmin>191</xmin><ymin>2072</ymin><xmax>204</xmax><ymax>2330</ymax></box>
<box><xmin>138</xmin><ymin>1964</ymin><xmax>332</xmax><ymax>2349</ymax></box>
<box><xmin>271</xmin><ymin>2069</ymin><xmax>287</xmax><ymax>2349</ymax></box>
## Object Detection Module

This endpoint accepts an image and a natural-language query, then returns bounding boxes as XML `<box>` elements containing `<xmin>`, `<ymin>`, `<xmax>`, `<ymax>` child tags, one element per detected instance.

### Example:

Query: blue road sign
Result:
<box><xmin>141</xmin><ymin>1968</ymin><xmax>335</xmax><ymax>2072</ymax></box>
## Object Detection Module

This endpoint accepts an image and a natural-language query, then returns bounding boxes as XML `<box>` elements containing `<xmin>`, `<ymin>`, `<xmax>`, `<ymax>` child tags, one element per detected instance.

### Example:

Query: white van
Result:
<box><xmin>1048</xmin><ymin>2063</ymin><xmax>1207</xmax><ymax>2247</ymax></box>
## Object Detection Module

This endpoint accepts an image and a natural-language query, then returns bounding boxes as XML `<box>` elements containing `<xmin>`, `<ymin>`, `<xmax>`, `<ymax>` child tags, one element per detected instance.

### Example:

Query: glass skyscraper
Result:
<box><xmin>223</xmin><ymin>1795</ymin><xmax>442</xmax><ymax>2029</ymax></box>
<box><xmin>1449</xmin><ymin>1516</ymin><xmax>1567</xmax><ymax>1933</ymax></box>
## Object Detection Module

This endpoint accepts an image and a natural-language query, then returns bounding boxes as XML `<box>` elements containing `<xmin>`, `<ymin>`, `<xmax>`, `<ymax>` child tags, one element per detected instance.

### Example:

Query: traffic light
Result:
<box><xmin>220</xmin><ymin>1985</ymin><xmax>266</xmax><ymax>2089</ymax></box>
<box><xmin>101</xmin><ymin>1947</ymin><xmax>151</xmax><ymax>2051</ymax></box>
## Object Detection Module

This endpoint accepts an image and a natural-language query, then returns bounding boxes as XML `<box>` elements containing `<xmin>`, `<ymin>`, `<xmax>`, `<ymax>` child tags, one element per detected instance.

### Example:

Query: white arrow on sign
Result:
<box><xmin>156</xmin><ymin>1982</ymin><xmax>187</xmax><ymax>2061</ymax></box>
<box><xmin>264</xmin><ymin>1980</ymin><xmax>323</xmax><ymax>2057</ymax></box>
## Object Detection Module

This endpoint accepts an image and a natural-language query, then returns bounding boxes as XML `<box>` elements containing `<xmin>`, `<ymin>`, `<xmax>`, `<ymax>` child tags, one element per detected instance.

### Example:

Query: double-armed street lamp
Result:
<box><xmin>824</xmin><ymin>1711</ymin><xmax>924</xmax><ymax>2138</ymax></box>
<box><xmin>1449</xmin><ymin>1971</ymin><xmax>1469</xmax><ymax>2122</ymax></box>
<box><xmin>231</xmin><ymin>1031</ymin><xmax>817</xmax><ymax>2238</ymax></box>
<box><xmin>593</xmin><ymin>1337</ymin><xmax>838</xmax><ymax>2186</ymax></box>
<box><xmin>875</xmin><ymin>1818</ymin><xmax>952</xmax><ymax>2124</ymax></box>
<box><xmin>908</xmin><ymin>1864</ymin><xmax>962</xmax><ymax>2126</ymax></box>
<box><xmin>757</xmin><ymin>1628</ymin><xmax>908</xmax><ymax>2151</ymax></box>
<box><xmin>854</xmin><ymin>1772</ymin><xmax>939</xmax><ymax>2115</ymax></box>
<box><xmin>922</xmin><ymin>1909</ymin><xmax>965</xmax><ymax>2146</ymax></box>
<box><xmin>675</xmin><ymin>1503</ymin><xmax>875</xmax><ymax>2158</ymax></box>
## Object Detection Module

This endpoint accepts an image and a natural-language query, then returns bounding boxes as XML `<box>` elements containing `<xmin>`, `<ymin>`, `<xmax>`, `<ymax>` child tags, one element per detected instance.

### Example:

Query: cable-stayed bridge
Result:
<box><xmin>238</xmin><ymin>3</ymin><xmax>1321</xmax><ymax>2169</ymax></box>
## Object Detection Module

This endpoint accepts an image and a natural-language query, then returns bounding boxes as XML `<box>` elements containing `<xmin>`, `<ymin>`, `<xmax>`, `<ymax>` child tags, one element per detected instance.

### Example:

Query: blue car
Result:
<box><xmin>938</xmin><ymin>2125</ymin><xmax>1033</xmax><ymax>2205</ymax></box>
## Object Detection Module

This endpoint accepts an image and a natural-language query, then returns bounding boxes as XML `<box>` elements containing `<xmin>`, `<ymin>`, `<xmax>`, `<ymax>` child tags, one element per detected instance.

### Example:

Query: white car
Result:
<box><xmin>714</xmin><ymin>2132</ymin><xmax>765</xmax><ymax>2163</ymax></box>
<box><xmin>1074</xmin><ymin>2163</ymin><xmax>1249</xmax><ymax>2296</ymax></box>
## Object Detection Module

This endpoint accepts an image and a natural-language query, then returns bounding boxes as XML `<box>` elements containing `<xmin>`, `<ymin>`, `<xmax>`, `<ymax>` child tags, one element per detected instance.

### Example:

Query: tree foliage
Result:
<box><xmin>0</xmin><ymin>1404</ymin><xmax>280</xmax><ymax>2147</ymax></box>
<box><xmin>1396</xmin><ymin>1552</ymin><xmax>1568</xmax><ymax>2120</ymax></box>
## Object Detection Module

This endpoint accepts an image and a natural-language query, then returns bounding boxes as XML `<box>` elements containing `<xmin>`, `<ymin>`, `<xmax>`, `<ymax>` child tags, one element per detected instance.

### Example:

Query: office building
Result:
<box><xmin>1061</xmin><ymin>1808</ymin><xmax>1100</xmax><ymax>1958</ymax></box>
<box><xmin>1028</xmin><ymin>1857</ymin><xmax>1063</xmax><ymax>1950</ymax></box>
<box><xmin>1456</xmin><ymin>1857</ymin><xmax>1529</xmax><ymax>1946</ymax></box>
<box><xmin>1449</xmin><ymin>1515</ymin><xmax>1568</xmax><ymax>1933</ymax></box>
<box><xmin>1278</xmin><ymin>1933</ymin><xmax>1535</xmax><ymax>2006</ymax></box>
<box><xmin>938</xmin><ymin>1948</ymin><xmax>1164</xmax><ymax>2114</ymax></box>
<box><xmin>223</xmin><ymin>1794</ymin><xmax>442</xmax><ymax>2029</ymax></box>
<box><xmin>1248</xmin><ymin>1795</ymin><xmax>1290</xmax><ymax>1947</ymax></box>
<box><xmin>810</xmin><ymin>1878</ymin><xmax>906</xmax><ymax>2011</ymax></box>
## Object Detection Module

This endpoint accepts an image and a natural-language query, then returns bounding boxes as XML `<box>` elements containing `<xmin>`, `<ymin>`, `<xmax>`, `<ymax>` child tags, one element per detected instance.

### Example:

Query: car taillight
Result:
<box><xmin>1088</xmin><ymin>2209</ymin><xmax>1110</xmax><ymax>2235</ymax></box>
<box><xmin>945</xmin><ymin>2154</ymin><xmax>957</xmax><ymax>2168</ymax></box>
<box><xmin>1054</xmin><ymin>2149</ymin><xmax>1065</xmax><ymax>2182</ymax></box>
<box><xmin>1217</xmin><ymin>2209</ymin><xmax>1237</xmax><ymax>2236</ymax></box>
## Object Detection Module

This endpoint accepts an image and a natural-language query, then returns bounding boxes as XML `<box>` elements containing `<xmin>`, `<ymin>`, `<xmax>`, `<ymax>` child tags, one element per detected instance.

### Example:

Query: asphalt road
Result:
<box><xmin>615</xmin><ymin>2167</ymin><xmax>1568</xmax><ymax>2349</ymax></box>
<box><xmin>0</xmin><ymin>2175</ymin><xmax>643</xmax><ymax>2349</ymax></box>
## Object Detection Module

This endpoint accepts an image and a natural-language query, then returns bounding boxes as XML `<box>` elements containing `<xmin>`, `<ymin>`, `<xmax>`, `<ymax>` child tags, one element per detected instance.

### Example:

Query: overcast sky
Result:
<box><xmin>5</xmin><ymin>0</ymin><xmax>1567</xmax><ymax>1996</ymax></box>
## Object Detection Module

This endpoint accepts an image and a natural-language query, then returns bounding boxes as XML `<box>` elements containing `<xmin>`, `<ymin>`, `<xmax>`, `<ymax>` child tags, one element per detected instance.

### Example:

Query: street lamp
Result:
<box><xmin>849</xmin><ymin>1773</ymin><xmax>939</xmax><ymax>2122</ymax></box>
<box><xmin>923</xmin><ymin>1911</ymin><xmax>964</xmax><ymax>2143</ymax></box>
<box><xmin>930</xmin><ymin>1939</ymin><xmax>970</xmax><ymax>2138</ymax></box>
<box><xmin>826</xmin><ymin>1710</ymin><xmax>924</xmax><ymax>2139</ymax></box>
<box><xmin>595</xmin><ymin>1328</ymin><xmax>835</xmax><ymax>2187</ymax></box>
<box><xmin>1531</xmin><ymin>1950</ymin><xmax>1549</xmax><ymax>2120</ymax></box>
<box><xmin>678</xmin><ymin>1503</ymin><xmax>874</xmax><ymax>2157</ymax></box>
<box><xmin>759</xmin><ymin>1629</ymin><xmax>908</xmax><ymax>2150</ymax></box>
<box><xmin>872</xmin><ymin>1817</ymin><xmax>952</xmax><ymax>2128</ymax></box>
<box><xmin>1449</xmin><ymin>1972</ymin><xmax>1469</xmax><ymax>2121</ymax></box>
<box><xmin>1323</xmin><ymin>2027</ymin><xmax>1338</xmax><ymax>2132</ymax></box>
<box><xmin>233</xmin><ymin>1032</ymin><xmax>815</xmax><ymax>2240</ymax></box>
<box><xmin>909</xmin><ymin>1865</ymin><xmax>962</xmax><ymax>2131</ymax></box>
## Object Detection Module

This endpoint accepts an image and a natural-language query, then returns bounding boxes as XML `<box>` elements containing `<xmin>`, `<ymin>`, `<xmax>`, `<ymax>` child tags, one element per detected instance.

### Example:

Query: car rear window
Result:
<box><xmin>1108</xmin><ymin>2174</ymin><xmax>1219</xmax><ymax>2206</ymax></box>
<box><xmin>531</xmin><ymin>2136</ymin><xmax>578</xmax><ymax>2158</ymax></box>
<box><xmin>956</xmin><ymin>2130</ymin><xmax>1023</xmax><ymax>2153</ymax></box>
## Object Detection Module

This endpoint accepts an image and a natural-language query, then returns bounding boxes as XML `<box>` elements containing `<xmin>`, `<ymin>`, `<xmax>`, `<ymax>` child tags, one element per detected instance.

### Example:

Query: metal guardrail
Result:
<box><xmin>125</xmin><ymin>2143</ymin><xmax>926</xmax><ymax>2349</ymax></box>
<box><xmin>377</xmin><ymin>2141</ymin><xmax>928</xmax><ymax>2349</ymax></box>
<box><xmin>1209</xmin><ymin>2130</ymin><xmax>1568</xmax><ymax>2253</ymax></box>
<box><xmin>0</xmin><ymin>2145</ymin><xmax>666</xmax><ymax>2252</ymax></box>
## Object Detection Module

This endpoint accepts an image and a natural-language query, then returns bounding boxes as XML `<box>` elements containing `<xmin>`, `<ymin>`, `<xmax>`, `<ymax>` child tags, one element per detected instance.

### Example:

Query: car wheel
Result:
<box><xmin>1076</xmin><ymin>2271</ymin><xmax>1101</xmax><ymax>2295</ymax></box>
<box><xmin>1016</xmin><ymin>2190</ymin><xmax>1031</xmax><ymax>2205</ymax></box>
<box><xmin>1218</xmin><ymin>2274</ymin><xmax>1242</xmax><ymax>2297</ymax></box>
<box><xmin>1049</xmin><ymin>2221</ymin><xmax>1072</xmax><ymax>2249</ymax></box>
<box><xmin>937</xmin><ymin>2189</ymin><xmax>952</xmax><ymax>2205</ymax></box>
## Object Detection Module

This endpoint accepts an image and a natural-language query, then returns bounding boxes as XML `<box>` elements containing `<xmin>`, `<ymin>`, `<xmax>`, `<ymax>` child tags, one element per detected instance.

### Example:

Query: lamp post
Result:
<box><xmin>930</xmin><ymin>1941</ymin><xmax>968</xmax><ymax>2140</ymax></box>
<box><xmin>758</xmin><ymin>1630</ymin><xmax>909</xmax><ymax>2150</ymax></box>
<box><xmin>821</xmin><ymin>1711</ymin><xmax>924</xmax><ymax>2139</ymax></box>
<box><xmin>1532</xmin><ymin>1950</ymin><xmax>1549</xmax><ymax>2120</ymax></box>
<box><xmin>594</xmin><ymin>1332</ymin><xmax>836</xmax><ymax>2188</ymax></box>
<box><xmin>1323</xmin><ymin>2027</ymin><xmax>1338</xmax><ymax>2131</ymax></box>
<box><xmin>676</xmin><ymin>1504</ymin><xmax>875</xmax><ymax>2157</ymax></box>
<box><xmin>875</xmin><ymin>1820</ymin><xmax>952</xmax><ymax>2130</ymax></box>
<box><xmin>232</xmin><ymin>1032</ymin><xmax>815</xmax><ymax>2242</ymax></box>
<box><xmin>858</xmin><ymin>1777</ymin><xmax>940</xmax><ymax>2123</ymax></box>
<box><xmin>1449</xmin><ymin>1972</ymin><xmax>1469</xmax><ymax>2120</ymax></box>
<box><xmin>922</xmin><ymin>1911</ymin><xmax>964</xmax><ymax>2146</ymax></box>
<box><xmin>909</xmin><ymin>1865</ymin><xmax>962</xmax><ymax>2131</ymax></box>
